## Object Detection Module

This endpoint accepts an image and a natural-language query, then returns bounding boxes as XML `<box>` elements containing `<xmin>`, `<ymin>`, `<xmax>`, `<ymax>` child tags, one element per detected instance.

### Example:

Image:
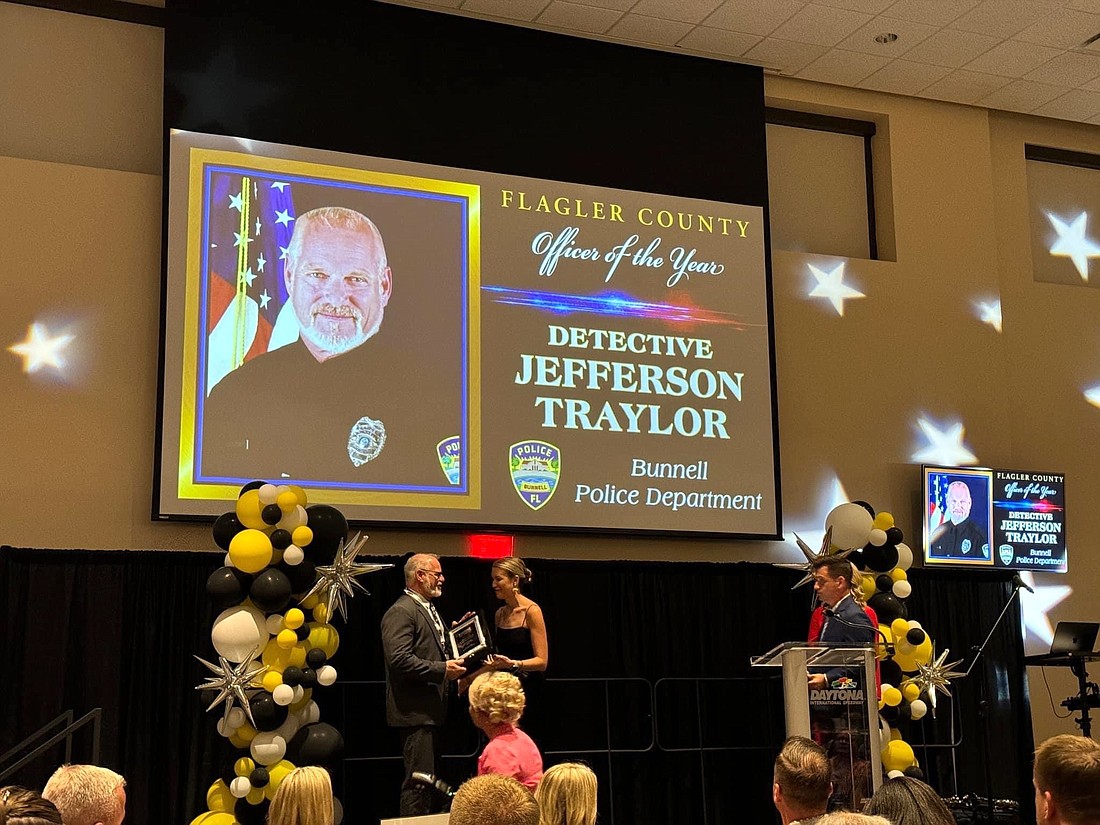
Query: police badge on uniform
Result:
<box><xmin>347</xmin><ymin>415</ymin><xmax>386</xmax><ymax>466</ymax></box>
<box><xmin>509</xmin><ymin>440</ymin><xmax>560</xmax><ymax>511</ymax></box>
<box><xmin>961</xmin><ymin>538</ymin><xmax>972</xmax><ymax>554</ymax></box>
<box><xmin>437</xmin><ymin>436</ymin><xmax>461</xmax><ymax>485</ymax></box>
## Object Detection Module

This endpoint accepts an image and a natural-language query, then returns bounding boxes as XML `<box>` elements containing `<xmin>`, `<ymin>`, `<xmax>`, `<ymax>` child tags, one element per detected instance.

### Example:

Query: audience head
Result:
<box><xmin>267</xmin><ymin>766</ymin><xmax>334</xmax><ymax>825</ymax></box>
<box><xmin>1034</xmin><ymin>734</ymin><xmax>1100</xmax><ymax>825</ymax></box>
<box><xmin>469</xmin><ymin>671</ymin><xmax>526</xmax><ymax>728</ymax></box>
<box><xmin>0</xmin><ymin>787</ymin><xmax>63</xmax><ymax>825</ymax></box>
<box><xmin>449</xmin><ymin>774</ymin><xmax>539</xmax><ymax>825</ymax></box>
<box><xmin>535</xmin><ymin>762</ymin><xmax>598</xmax><ymax>825</ymax></box>
<box><xmin>773</xmin><ymin>736</ymin><xmax>831</xmax><ymax>823</ymax></box>
<box><xmin>817</xmin><ymin>814</ymin><xmax>891</xmax><ymax>825</ymax></box>
<box><xmin>864</xmin><ymin>776</ymin><xmax>955</xmax><ymax>825</ymax></box>
<box><xmin>42</xmin><ymin>766</ymin><xmax>125</xmax><ymax>825</ymax></box>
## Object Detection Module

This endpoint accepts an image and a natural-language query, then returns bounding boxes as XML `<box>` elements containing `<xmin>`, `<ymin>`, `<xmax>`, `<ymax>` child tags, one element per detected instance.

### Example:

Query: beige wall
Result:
<box><xmin>3</xmin><ymin>2</ymin><xmax>1098</xmax><ymax>745</ymax></box>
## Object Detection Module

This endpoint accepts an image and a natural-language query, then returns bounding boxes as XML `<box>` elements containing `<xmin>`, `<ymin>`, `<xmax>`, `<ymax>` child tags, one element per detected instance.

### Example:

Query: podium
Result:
<box><xmin>753</xmin><ymin>641</ymin><xmax>882</xmax><ymax>808</ymax></box>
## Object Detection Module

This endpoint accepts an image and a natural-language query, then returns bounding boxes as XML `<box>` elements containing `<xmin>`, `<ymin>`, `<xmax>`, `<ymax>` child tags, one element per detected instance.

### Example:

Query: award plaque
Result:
<box><xmin>448</xmin><ymin>613</ymin><xmax>489</xmax><ymax>659</ymax></box>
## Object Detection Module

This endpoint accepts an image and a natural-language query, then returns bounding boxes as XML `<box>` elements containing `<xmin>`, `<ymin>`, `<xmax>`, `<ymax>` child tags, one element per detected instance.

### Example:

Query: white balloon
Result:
<box><xmin>230</xmin><ymin>776</ymin><xmax>252</xmax><ymax>798</ymax></box>
<box><xmin>910</xmin><ymin>699</ymin><xmax>928</xmax><ymax>720</ymax></box>
<box><xmin>292</xmin><ymin>685</ymin><xmax>305</xmax><ymax>703</ymax></box>
<box><xmin>283</xmin><ymin>545</ymin><xmax>304</xmax><ymax>566</ymax></box>
<box><xmin>896</xmin><ymin>542</ymin><xmax>914</xmax><ymax>571</ymax></box>
<box><xmin>887</xmin><ymin>770</ymin><xmax>905</xmax><ymax>780</ymax></box>
<box><xmin>272</xmin><ymin>684</ymin><xmax>295</xmax><ymax>706</ymax></box>
<box><xmin>276</xmin><ymin>713</ymin><xmax>301</xmax><ymax>742</ymax></box>
<box><xmin>265</xmin><ymin>614</ymin><xmax>285</xmax><ymax>636</ymax></box>
<box><xmin>881</xmin><ymin>682</ymin><xmax>894</xmax><ymax>696</ymax></box>
<box><xmin>278</xmin><ymin>505</ymin><xmax>307</xmax><ymax>532</ymax></box>
<box><xmin>317</xmin><ymin>665</ymin><xmax>338</xmax><ymax>686</ymax></box>
<box><xmin>250</xmin><ymin>731</ymin><xmax>287</xmax><ymax>766</ymax></box>
<box><xmin>892</xmin><ymin>580</ymin><xmax>913</xmax><ymax>599</ymax></box>
<box><xmin>878</xmin><ymin>717</ymin><xmax>891</xmax><ymax>747</ymax></box>
<box><xmin>333</xmin><ymin>797</ymin><xmax>344</xmax><ymax>825</ymax></box>
<box><xmin>296</xmin><ymin>700</ymin><xmax>322</xmax><ymax>725</ymax></box>
<box><xmin>216</xmin><ymin>717</ymin><xmax>232</xmax><ymax>737</ymax></box>
<box><xmin>226</xmin><ymin>707</ymin><xmax>246</xmax><ymax>730</ymax></box>
<box><xmin>211</xmin><ymin>605</ymin><xmax>269</xmax><ymax>663</ymax></box>
<box><xmin>907</xmin><ymin>620</ymin><xmax>923</xmax><ymax>630</ymax></box>
<box><xmin>258</xmin><ymin>484</ymin><xmax>279</xmax><ymax>505</ymax></box>
<box><xmin>825</xmin><ymin>503</ymin><xmax>874</xmax><ymax>551</ymax></box>
<box><xmin>275</xmin><ymin>484</ymin><xmax>292</xmax><ymax>497</ymax></box>
<box><xmin>224</xmin><ymin>552</ymin><xmax>233</xmax><ymax>568</ymax></box>
<box><xmin>868</xmin><ymin>528</ymin><xmax>887</xmax><ymax>547</ymax></box>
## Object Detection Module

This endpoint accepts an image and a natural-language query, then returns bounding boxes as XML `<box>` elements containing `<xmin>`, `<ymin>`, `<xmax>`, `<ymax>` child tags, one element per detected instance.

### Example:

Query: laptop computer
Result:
<box><xmin>1050</xmin><ymin>621</ymin><xmax>1100</xmax><ymax>655</ymax></box>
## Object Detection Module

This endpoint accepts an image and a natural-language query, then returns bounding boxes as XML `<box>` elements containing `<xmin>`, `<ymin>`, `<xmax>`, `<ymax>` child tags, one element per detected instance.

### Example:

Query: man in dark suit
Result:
<box><xmin>808</xmin><ymin>557</ymin><xmax>874</xmax><ymax>690</ymax></box>
<box><xmin>381</xmin><ymin>553</ymin><xmax>467</xmax><ymax>816</ymax></box>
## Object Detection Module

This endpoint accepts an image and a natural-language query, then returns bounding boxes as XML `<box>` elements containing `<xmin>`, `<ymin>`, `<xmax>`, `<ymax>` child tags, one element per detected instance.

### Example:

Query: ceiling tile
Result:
<box><xmin>554</xmin><ymin>0</ymin><xmax>635</xmax><ymax>8</ymax></box>
<box><xmin>632</xmin><ymin>0</ymin><xmax>725</xmax><ymax>25</ymax></box>
<box><xmin>900</xmin><ymin>28</ymin><xmax>1000</xmax><ymax>67</ymax></box>
<box><xmin>857</xmin><ymin>58</ymin><xmax>952</xmax><ymax>95</ymax></box>
<box><xmin>460</xmin><ymin>0</ymin><xmax>551</xmax><ymax>20</ymax></box>
<box><xmin>796</xmin><ymin>47</ymin><xmax>891</xmax><ymax>85</ymax></box>
<box><xmin>677</xmin><ymin>26</ymin><xmax>762</xmax><ymax>58</ymax></box>
<box><xmin>949</xmin><ymin>0</ymin><xmax>1065</xmax><ymax>40</ymax></box>
<box><xmin>882</xmin><ymin>0</ymin><xmax>980</xmax><ymax>27</ymax></box>
<box><xmin>1025</xmin><ymin>51</ymin><xmax>1100</xmax><ymax>86</ymax></box>
<box><xmin>771</xmin><ymin>4</ymin><xmax>874</xmax><ymax>48</ymax></box>
<box><xmin>814</xmin><ymin>0</ymin><xmax>895</xmax><ymax>12</ymax></box>
<box><xmin>1015</xmin><ymin>7</ymin><xmax>1100</xmax><ymax>49</ymax></box>
<box><xmin>537</xmin><ymin>1</ymin><xmax>624</xmax><ymax>33</ymax></box>
<box><xmin>1069</xmin><ymin>0</ymin><xmax>1100</xmax><ymax>12</ymax></box>
<box><xmin>963</xmin><ymin>38</ymin><xmax>1064</xmax><ymax>77</ymax></box>
<box><xmin>921</xmin><ymin>68</ymin><xmax>1012</xmax><ymax>103</ymax></box>
<box><xmin>1032</xmin><ymin>88</ymin><xmax>1100</xmax><ymax>119</ymax></box>
<box><xmin>978</xmin><ymin>79</ymin><xmax>1069</xmax><ymax>111</ymax></box>
<box><xmin>702</xmin><ymin>0</ymin><xmax>805</xmax><ymax>36</ymax></box>
<box><xmin>834</xmin><ymin>14</ymin><xmax>939</xmax><ymax>56</ymax></box>
<box><xmin>741</xmin><ymin>36</ymin><xmax>831</xmax><ymax>73</ymax></box>
<box><xmin>606</xmin><ymin>13</ymin><xmax>694</xmax><ymax>45</ymax></box>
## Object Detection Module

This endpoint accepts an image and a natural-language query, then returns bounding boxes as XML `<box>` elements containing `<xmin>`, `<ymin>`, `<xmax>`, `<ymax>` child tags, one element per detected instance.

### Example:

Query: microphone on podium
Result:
<box><xmin>1012</xmin><ymin>573</ymin><xmax>1035</xmax><ymax>594</ymax></box>
<box><xmin>412</xmin><ymin>772</ymin><xmax>456</xmax><ymax>799</ymax></box>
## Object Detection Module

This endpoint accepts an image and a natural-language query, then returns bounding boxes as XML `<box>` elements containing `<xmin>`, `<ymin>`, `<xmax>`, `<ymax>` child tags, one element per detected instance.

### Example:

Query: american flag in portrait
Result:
<box><xmin>205</xmin><ymin>171</ymin><xmax>299</xmax><ymax>395</ymax></box>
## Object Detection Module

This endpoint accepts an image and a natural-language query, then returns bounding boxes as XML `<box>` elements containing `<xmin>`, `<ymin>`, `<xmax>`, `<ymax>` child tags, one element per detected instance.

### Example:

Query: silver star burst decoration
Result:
<box><xmin>301</xmin><ymin>532</ymin><xmax>392</xmax><ymax>623</ymax></box>
<box><xmin>777</xmin><ymin>527</ymin><xmax>855</xmax><ymax>590</ymax></box>
<box><xmin>195</xmin><ymin>647</ymin><xmax>267</xmax><ymax>727</ymax></box>
<box><xmin>906</xmin><ymin>646</ymin><xmax>965</xmax><ymax>716</ymax></box>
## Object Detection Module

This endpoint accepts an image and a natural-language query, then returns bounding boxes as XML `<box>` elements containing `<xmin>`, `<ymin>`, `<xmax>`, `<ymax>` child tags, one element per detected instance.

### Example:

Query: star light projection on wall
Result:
<box><xmin>806</xmin><ymin>261</ymin><xmax>864</xmax><ymax>316</ymax></box>
<box><xmin>8</xmin><ymin>322</ymin><xmax>75</xmax><ymax>375</ymax></box>
<box><xmin>910</xmin><ymin>416</ymin><xmax>977</xmax><ymax>466</ymax></box>
<box><xmin>1046</xmin><ymin>211</ymin><xmax>1100</xmax><ymax>281</ymax></box>
<box><xmin>973</xmin><ymin>299</ymin><xmax>1002</xmax><ymax>333</ymax></box>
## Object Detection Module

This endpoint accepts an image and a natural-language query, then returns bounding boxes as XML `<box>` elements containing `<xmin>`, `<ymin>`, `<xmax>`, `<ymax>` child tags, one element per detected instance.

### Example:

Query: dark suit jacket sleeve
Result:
<box><xmin>821</xmin><ymin>598</ymin><xmax>875</xmax><ymax>686</ymax></box>
<box><xmin>381</xmin><ymin>601</ymin><xmax>447</xmax><ymax>684</ymax></box>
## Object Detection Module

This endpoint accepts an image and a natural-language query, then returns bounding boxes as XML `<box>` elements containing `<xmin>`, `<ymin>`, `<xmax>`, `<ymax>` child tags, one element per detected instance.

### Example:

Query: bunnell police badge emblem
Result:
<box><xmin>509</xmin><ymin>440</ymin><xmax>561</xmax><ymax>511</ymax></box>
<box><xmin>961</xmin><ymin>538</ymin><xmax>972</xmax><ymax>554</ymax></box>
<box><xmin>347</xmin><ymin>416</ymin><xmax>386</xmax><ymax>467</ymax></box>
<box><xmin>437</xmin><ymin>436</ymin><xmax>461</xmax><ymax>485</ymax></box>
<box><xmin>999</xmin><ymin>544</ymin><xmax>1015</xmax><ymax>565</ymax></box>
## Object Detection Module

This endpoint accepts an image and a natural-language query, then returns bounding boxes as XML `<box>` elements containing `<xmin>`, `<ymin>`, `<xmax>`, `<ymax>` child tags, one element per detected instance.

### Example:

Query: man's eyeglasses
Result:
<box><xmin>418</xmin><ymin>568</ymin><xmax>443</xmax><ymax>580</ymax></box>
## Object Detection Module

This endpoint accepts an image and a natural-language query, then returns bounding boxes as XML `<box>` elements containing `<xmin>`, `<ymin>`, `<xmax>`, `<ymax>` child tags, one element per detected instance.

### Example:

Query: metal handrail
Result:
<box><xmin>0</xmin><ymin>708</ymin><xmax>102</xmax><ymax>784</ymax></box>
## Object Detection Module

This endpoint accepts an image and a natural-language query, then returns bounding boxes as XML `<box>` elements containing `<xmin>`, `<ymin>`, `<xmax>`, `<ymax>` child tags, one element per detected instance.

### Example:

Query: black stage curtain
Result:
<box><xmin>0</xmin><ymin>547</ymin><xmax>1033</xmax><ymax>825</ymax></box>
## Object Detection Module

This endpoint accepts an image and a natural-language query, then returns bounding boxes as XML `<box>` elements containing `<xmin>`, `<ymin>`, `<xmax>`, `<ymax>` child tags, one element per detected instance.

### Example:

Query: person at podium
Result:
<box><xmin>808</xmin><ymin>558</ymin><xmax>875</xmax><ymax>691</ymax></box>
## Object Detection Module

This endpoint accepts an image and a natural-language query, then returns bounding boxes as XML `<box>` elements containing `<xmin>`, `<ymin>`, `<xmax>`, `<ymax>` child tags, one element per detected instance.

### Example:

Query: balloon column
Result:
<box><xmin>192</xmin><ymin>481</ymin><xmax>390</xmax><ymax>825</ymax></box>
<box><xmin>817</xmin><ymin>502</ymin><xmax>963</xmax><ymax>779</ymax></box>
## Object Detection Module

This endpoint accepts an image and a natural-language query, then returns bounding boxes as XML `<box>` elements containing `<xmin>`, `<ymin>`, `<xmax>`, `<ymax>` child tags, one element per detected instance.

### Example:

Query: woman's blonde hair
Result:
<box><xmin>492</xmin><ymin>557</ymin><xmax>532</xmax><ymax>586</ymax></box>
<box><xmin>534</xmin><ymin>763</ymin><xmax>597</xmax><ymax>825</ymax></box>
<box><xmin>267</xmin><ymin>767</ymin><xmax>333</xmax><ymax>825</ymax></box>
<box><xmin>469</xmin><ymin>671</ymin><xmax>526</xmax><ymax>725</ymax></box>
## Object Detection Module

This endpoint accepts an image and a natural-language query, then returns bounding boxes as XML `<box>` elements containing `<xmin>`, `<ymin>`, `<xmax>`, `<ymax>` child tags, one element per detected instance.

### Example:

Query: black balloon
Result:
<box><xmin>863</xmin><ymin>545</ymin><xmax>886</xmax><ymax>572</ymax></box>
<box><xmin>864</xmin><ymin>543</ymin><xmax>899</xmax><ymax>573</ymax></box>
<box><xmin>249</xmin><ymin>767</ymin><xmax>270</xmax><ymax>788</ymax></box>
<box><xmin>261</xmin><ymin>503</ymin><xmax>282</xmax><ymax>526</ymax></box>
<box><xmin>852</xmin><ymin>500</ymin><xmax>876</xmax><ymax>518</ymax></box>
<box><xmin>847</xmin><ymin>549</ymin><xmax>865</xmax><ymax>570</ymax></box>
<box><xmin>239</xmin><ymin>480</ymin><xmax>267</xmax><ymax>496</ymax></box>
<box><xmin>249</xmin><ymin>568</ymin><xmax>292</xmax><ymax>613</ymax></box>
<box><xmin>868</xmin><ymin>592</ymin><xmax>908</xmax><ymax>625</ymax></box>
<box><xmin>880</xmin><ymin>659</ymin><xmax>903</xmax><ymax>686</ymax></box>
<box><xmin>879</xmin><ymin>704</ymin><xmax>900</xmax><ymax>724</ymax></box>
<box><xmin>282</xmin><ymin>666</ymin><xmax>304</xmax><ymax>688</ymax></box>
<box><xmin>212</xmin><ymin>511</ymin><xmax>245</xmax><ymax>552</ymax></box>
<box><xmin>248</xmin><ymin>692</ymin><xmax>289</xmax><ymax>732</ymax></box>
<box><xmin>206</xmin><ymin>567</ymin><xmax>252</xmax><ymax>610</ymax></box>
<box><xmin>306</xmin><ymin>648</ymin><xmax>327</xmax><ymax>669</ymax></box>
<box><xmin>295</xmin><ymin>625</ymin><xmax>311</xmax><ymax>641</ymax></box>
<box><xmin>270</xmin><ymin>529</ymin><xmax>292</xmax><ymax>550</ymax></box>
<box><xmin>278</xmin><ymin>556</ymin><xmax>317</xmax><ymax>594</ymax></box>
<box><xmin>875</xmin><ymin>574</ymin><xmax>893</xmax><ymax>593</ymax></box>
<box><xmin>234</xmin><ymin>797</ymin><xmax>269</xmax><ymax>825</ymax></box>
<box><xmin>903</xmin><ymin>765</ymin><xmax>925</xmax><ymax>780</ymax></box>
<box><xmin>896</xmin><ymin>701</ymin><xmax>912</xmax><ymax>720</ymax></box>
<box><xmin>878</xmin><ymin>544</ymin><xmax>900</xmax><ymax>572</ymax></box>
<box><xmin>304</xmin><ymin>505</ymin><xmax>349</xmax><ymax>563</ymax></box>
<box><xmin>300</xmin><ymin>668</ymin><xmax>318</xmax><ymax>688</ymax></box>
<box><xmin>906</xmin><ymin>627</ymin><xmax>926</xmax><ymax>646</ymax></box>
<box><xmin>885</xmin><ymin>526</ymin><xmax>904</xmax><ymax>545</ymax></box>
<box><xmin>287</xmin><ymin>722</ymin><xmax>344</xmax><ymax>766</ymax></box>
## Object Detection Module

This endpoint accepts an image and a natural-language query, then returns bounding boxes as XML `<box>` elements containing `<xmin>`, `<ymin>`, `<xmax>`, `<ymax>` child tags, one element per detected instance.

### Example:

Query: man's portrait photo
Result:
<box><xmin>927</xmin><ymin>472</ymin><xmax>992</xmax><ymax>563</ymax></box>
<box><xmin>196</xmin><ymin>165</ymin><xmax>472</xmax><ymax>493</ymax></box>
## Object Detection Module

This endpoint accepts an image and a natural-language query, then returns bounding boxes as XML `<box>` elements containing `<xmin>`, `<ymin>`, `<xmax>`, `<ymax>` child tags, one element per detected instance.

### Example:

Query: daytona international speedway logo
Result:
<box><xmin>510</xmin><ymin>440</ymin><xmax>561</xmax><ymax>511</ymax></box>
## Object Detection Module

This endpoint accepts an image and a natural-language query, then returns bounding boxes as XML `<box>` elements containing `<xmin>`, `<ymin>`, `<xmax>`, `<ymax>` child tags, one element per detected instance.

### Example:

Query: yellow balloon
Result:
<box><xmin>262</xmin><ymin>638</ymin><xmax>307</xmax><ymax>671</ymax></box>
<box><xmin>873</xmin><ymin>512</ymin><xmax>895</xmax><ymax>530</ymax></box>
<box><xmin>292</xmin><ymin>526</ymin><xmax>314</xmax><ymax>548</ymax></box>
<box><xmin>883</xmin><ymin>739</ymin><xmax>915</xmax><ymax>772</ymax></box>
<box><xmin>895</xmin><ymin>637</ymin><xmax>915</xmax><ymax>655</ymax></box>
<box><xmin>235</xmin><ymin>757</ymin><xmax>256</xmax><ymax>777</ymax></box>
<box><xmin>313</xmin><ymin>602</ymin><xmax>329</xmax><ymax>624</ymax></box>
<box><xmin>228</xmin><ymin>732</ymin><xmax>249</xmax><ymax>749</ymax></box>
<box><xmin>883</xmin><ymin>686</ymin><xmax>903</xmax><ymax>707</ymax></box>
<box><xmin>206</xmin><ymin>780</ymin><xmax>236</xmax><ymax>813</ymax></box>
<box><xmin>277</xmin><ymin>491</ymin><xmax>299</xmax><ymax>513</ymax></box>
<box><xmin>262</xmin><ymin>670</ymin><xmax>283</xmax><ymax>692</ymax></box>
<box><xmin>277</xmin><ymin>629</ymin><xmax>298</xmax><ymax>649</ymax></box>
<box><xmin>236</xmin><ymin>490</ymin><xmax>266</xmax><ymax>530</ymax></box>
<box><xmin>876</xmin><ymin>625</ymin><xmax>893</xmax><ymax>660</ymax></box>
<box><xmin>246</xmin><ymin>786</ymin><xmax>266</xmax><ymax>805</ymax></box>
<box><xmin>862</xmin><ymin>576</ymin><xmax>877</xmax><ymax>599</ymax></box>
<box><xmin>290</xmin><ymin>688</ymin><xmax>313</xmax><ymax>711</ymax></box>
<box><xmin>236</xmin><ymin>723</ymin><xmax>257</xmax><ymax>743</ymax></box>
<box><xmin>893</xmin><ymin>652</ymin><xmax>918</xmax><ymax>672</ymax></box>
<box><xmin>890</xmin><ymin>619</ymin><xmax>909</xmax><ymax>639</ymax></box>
<box><xmin>271</xmin><ymin>547</ymin><xmax>284</xmax><ymax>565</ymax></box>
<box><xmin>903</xmin><ymin>682</ymin><xmax>921</xmax><ymax>702</ymax></box>
<box><xmin>890</xmin><ymin>568</ymin><xmax>908</xmax><ymax>582</ymax></box>
<box><xmin>300</xmin><ymin>594</ymin><xmax>320</xmax><ymax>610</ymax></box>
<box><xmin>308</xmin><ymin>621</ymin><xmax>340</xmax><ymax>658</ymax></box>
<box><xmin>229</xmin><ymin>529</ymin><xmax>274</xmax><ymax>574</ymax></box>
<box><xmin>914</xmin><ymin>638</ymin><xmax>933</xmax><ymax>664</ymax></box>
<box><xmin>284</xmin><ymin>608</ymin><xmax>305</xmax><ymax>630</ymax></box>
<box><xmin>288</xmin><ymin>485</ymin><xmax>308</xmax><ymax>508</ymax></box>
<box><xmin>190</xmin><ymin>812</ymin><xmax>237</xmax><ymax>825</ymax></box>
<box><xmin>265</xmin><ymin>759</ymin><xmax>296</xmax><ymax>800</ymax></box>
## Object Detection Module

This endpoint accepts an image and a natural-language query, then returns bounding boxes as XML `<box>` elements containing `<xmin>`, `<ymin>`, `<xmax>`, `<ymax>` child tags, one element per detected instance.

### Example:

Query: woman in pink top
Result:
<box><xmin>468</xmin><ymin>671</ymin><xmax>544</xmax><ymax>790</ymax></box>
